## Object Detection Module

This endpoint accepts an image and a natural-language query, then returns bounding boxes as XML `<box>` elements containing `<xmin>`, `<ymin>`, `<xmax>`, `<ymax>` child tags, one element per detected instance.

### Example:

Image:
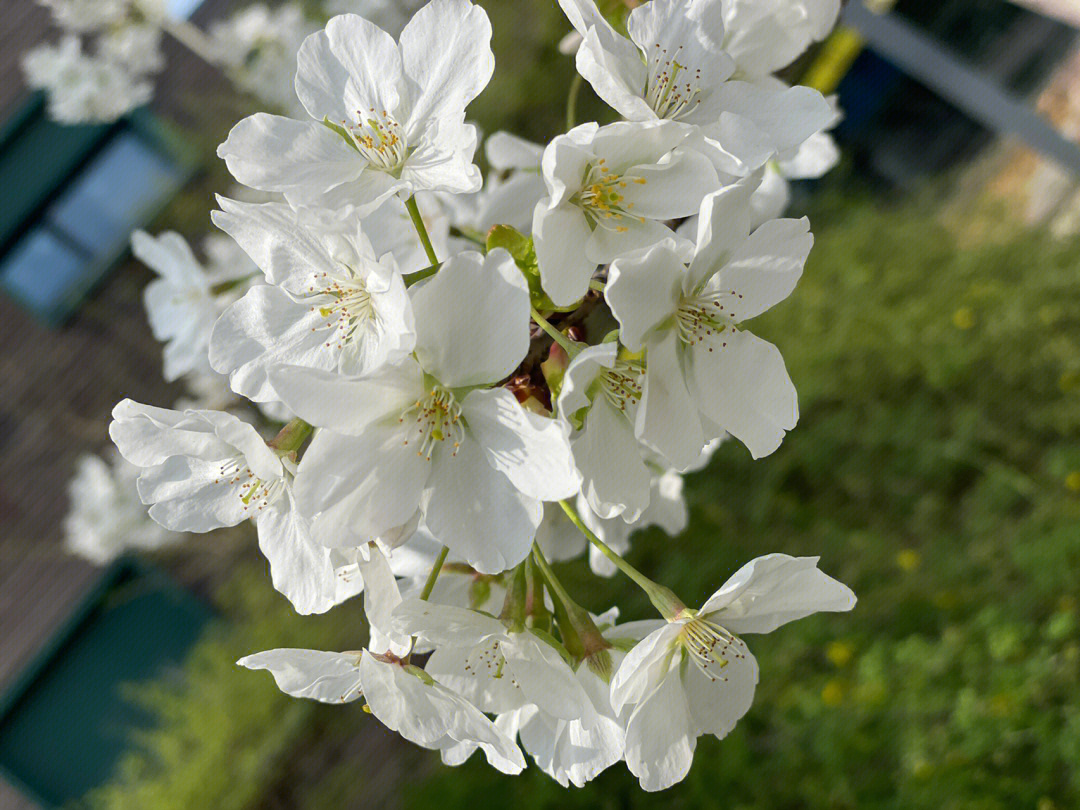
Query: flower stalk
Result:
<box><xmin>558</xmin><ymin>499</ymin><xmax>686</xmax><ymax>620</ymax></box>
<box><xmin>405</xmin><ymin>196</ymin><xmax>440</xmax><ymax>266</ymax></box>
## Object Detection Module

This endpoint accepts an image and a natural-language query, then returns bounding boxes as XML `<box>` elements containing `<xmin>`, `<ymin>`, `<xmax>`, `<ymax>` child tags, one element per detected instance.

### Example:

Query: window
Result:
<box><xmin>0</xmin><ymin>101</ymin><xmax>195</xmax><ymax>325</ymax></box>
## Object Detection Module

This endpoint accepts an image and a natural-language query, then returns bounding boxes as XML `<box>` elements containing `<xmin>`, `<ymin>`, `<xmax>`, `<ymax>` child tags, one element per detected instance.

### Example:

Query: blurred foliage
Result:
<box><xmin>77</xmin><ymin>567</ymin><xmax>367</xmax><ymax>810</ymax></box>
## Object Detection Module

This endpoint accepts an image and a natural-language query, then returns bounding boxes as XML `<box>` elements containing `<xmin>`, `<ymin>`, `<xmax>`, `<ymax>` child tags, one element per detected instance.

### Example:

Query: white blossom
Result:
<box><xmin>610</xmin><ymin>554</ymin><xmax>856</xmax><ymax>790</ymax></box>
<box><xmin>218</xmin><ymin>1</ymin><xmax>494</xmax><ymax>215</ymax></box>
<box><xmin>64</xmin><ymin>450</ymin><xmax>182</xmax><ymax>565</ymax></box>
<box><xmin>268</xmin><ymin>251</ymin><xmax>581</xmax><ymax>572</ymax></box>
<box><xmin>557</xmin><ymin>0</ymin><xmax>834</xmax><ymax>172</ymax></box>
<box><xmin>209</xmin><ymin>198</ymin><xmax>415</xmax><ymax>403</ymax></box>
<box><xmin>23</xmin><ymin>36</ymin><xmax>152</xmax><ymax>123</ymax></box>
<box><xmin>605</xmin><ymin>179</ymin><xmax>812</xmax><ymax>466</ymax></box>
<box><xmin>109</xmin><ymin>401</ymin><xmax>347</xmax><ymax>615</ymax></box>
<box><xmin>210</xmin><ymin>4</ymin><xmax>319</xmax><ymax>111</ymax></box>
<box><xmin>533</xmin><ymin>120</ymin><xmax>720</xmax><ymax>306</ymax></box>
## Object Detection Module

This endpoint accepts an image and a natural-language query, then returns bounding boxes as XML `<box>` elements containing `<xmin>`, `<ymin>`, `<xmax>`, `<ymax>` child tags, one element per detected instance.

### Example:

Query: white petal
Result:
<box><xmin>605</xmin><ymin>240</ymin><xmax>684</xmax><ymax>353</ymax></box>
<box><xmin>685</xmin><ymin>179</ymin><xmax>757</xmax><ymax>294</ymax></box>
<box><xmin>238</xmin><ymin>649</ymin><xmax>363</xmax><ymax>703</ymax></box>
<box><xmin>254</xmin><ymin>489</ymin><xmax>338</xmax><ymax>615</ymax></box>
<box><xmin>575</xmin><ymin>24</ymin><xmax>654</xmax><ymax>121</ymax></box>
<box><xmin>700</xmin><ymin>554</ymin><xmax>856</xmax><ymax>633</ymax></box>
<box><xmin>110</xmin><ymin>400</ymin><xmax>228</xmax><ymax>467</ymax></box>
<box><xmin>400</xmin><ymin>0</ymin><xmax>493</xmax><ymax>133</ymax></box>
<box><xmin>324</xmin><ymin>13</ymin><xmax>403</xmax><ymax>117</ymax></box>
<box><xmin>688</xmin><ymin>329</ymin><xmax>797</xmax><ymax>459</ymax></box>
<box><xmin>485</xmin><ymin>131</ymin><xmax>544</xmax><ymax>170</ymax></box>
<box><xmin>618</xmin><ymin>146</ymin><xmax>720</xmax><ymax>220</ymax></box>
<box><xmin>712</xmin><ymin>81</ymin><xmax>834</xmax><ymax>157</ymax></box>
<box><xmin>534</xmin><ymin>201</ymin><xmax>596</xmax><ymax>307</ymax></box>
<box><xmin>713</xmin><ymin>217</ymin><xmax>812</xmax><ymax>322</ymax></box>
<box><xmin>360</xmin><ymin>656</ymin><xmax>526</xmax><ymax>773</ymax></box>
<box><xmin>502</xmin><ymin>632</ymin><xmax>589</xmax><ymax>723</ymax></box>
<box><xmin>211</xmin><ymin>197</ymin><xmax>335</xmax><ymax>292</ymax></box>
<box><xmin>293</xmin><ymin>28</ymin><xmax>352</xmax><ymax>123</ymax></box>
<box><xmin>217</xmin><ymin>113</ymin><xmax>362</xmax><ymax>198</ymax></box>
<box><xmin>610</xmin><ymin>622</ymin><xmax>681</xmax><ymax>713</ymax></box>
<box><xmin>209</xmin><ymin>286</ymin><xmax>334</xmax><ymax>403</ymax></box>
<box><xmin>576</xmin><ymin>397</ymin><xmax>651</xmax><ymax>521</ymax></box>
<box><xmin>424</xmin><ymin>644</ymin><xmax>527</xmax><ymax>715</ymax></box>
<box><xmin>421</xmin><ymin>437</ymin><xmax>541</xmax><ymax>574</ymax></box>
<box><xmin>557</xmin><ymin>342</ymin><xmax>617</xmax><ymax>417</ymax></box>
<box><xmin>586</xmin><ymin>216</ymin><xmax>678</xmax><ymax>266</ymax></box>
<box><xmin>623</xmin><ymin>666</ymin><xmax>696</xmax><ymax>791</ymax></box>
<box><xmin>399</xmin><ymin>118</ymin><xmax>483</xmax><ymax>195</ymax></box>
<box><xmin>463</xmin><ymin>388</ymin><xmax>581</xmax><ymax>502</ymax></box>
<box><xmin>390</xmin><ymin>598</ymin><xmax>506</xmax><ymax>647</ymax></box>
<box><xmin>139</xmin><ymin>456</ymin><xmax>252</xmax><ymax>532</ymax></box>
<box><xmin>411</xmin><ymin>250</ymin><xmax>530</xmax><ymax>387</ymax></box>
<box><xmin>296</xmin><ymin>423</ymin><xmax>430</xmax><ymax>545</ymax></box>
<box><xmin>637</xmin><ymin>332</ymin><xmax>705</xmax><ymax>470</ymax></box>
<box><xmin>268</xmin><ymin>360</ymin><xmax>425</xmax><ymax>435</ymax></box>
<box><xmin>358</xmin><ymin>546</ymin><xmax>411</xmax><ymax>655</ymax></box>
<box><xmin>682</xmin><ymin>647</ymin><xmax>758</xmax><ymax>738</ymax></box>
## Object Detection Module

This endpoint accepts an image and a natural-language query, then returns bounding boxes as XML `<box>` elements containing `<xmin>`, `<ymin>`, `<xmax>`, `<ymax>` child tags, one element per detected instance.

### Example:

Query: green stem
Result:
<box><xmin>531</xmin><ymin>307</ymin><xmax>577</xmax><ymax>357</ymax></box>
<box><xmin>589</xmin><ymin>279</ymin><xmax>606</xmax><ymax>293</ymax></box>
<box><xmin>558</xmin><ymin>500</ymin><xmax>686</xmax><ymax>619</ymax></box>
<box><xmin>419</xmin><ymin>546</ymin><xmax>450</xmax><ymax>602</ymax></box>
<box><xmin>566</xmin><ymin>73</ymin><xmax>584</xmax><ymax>131</ymax></box>
<box><xmin>405</xmin><ymin>196</ymin><xmax>440</xmax><ymax>266</ymax></box>
<box><xmin>404</xmin><ymin>261</ymin><xmax>441</xmax><ymax>288</ymax></box>
<box><xmin>532</xmin><ymin>545</ymin><xmax>586</xmax><ymax>659</ymax></box>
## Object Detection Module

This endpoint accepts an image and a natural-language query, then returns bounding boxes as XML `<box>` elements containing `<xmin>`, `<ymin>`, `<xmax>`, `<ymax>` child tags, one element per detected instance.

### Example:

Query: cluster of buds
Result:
<box><xmin>104</xmin><ymin>0</ymin><xmax>856</xmax><ymax>791</ymax></box>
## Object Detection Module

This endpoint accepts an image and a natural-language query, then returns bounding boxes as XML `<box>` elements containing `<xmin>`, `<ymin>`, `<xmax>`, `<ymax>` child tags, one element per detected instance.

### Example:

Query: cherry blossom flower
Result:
<box><xmin>64</xmin><ymin>450</ymin><xmax>182</xmax><ymax>565</ymax></box>
<box><xmin>132</xmin><ymin>231</ymin><xmax>230</xmax><ymax>382</ymax></box>
<box><xmin>209</xmin><ymin>198</ymin><xmax>415</xmax><ymax>403</ymax></box>
<box><xmin>269</xmin><ymin>250</ymin><xmax>581</xmax><ymax>572</ymax></box>
<box><xmin>557</xmin><ymin>0</ymin><xmax>834</xmax><ymax>172</ymax></box>
<box><xmin>109</xmin><ymin>400</ymin><xmax>345</xmax><ymax>615</ymax></box>
<box><xmin>218</xmin><ymin>1</ymin><xmax>494</xmax><ymax>214</ymax></box>
<box><xmin>610</xmin><ymin>554</ymin><xmax>856</xmax><ymax>790</ymax></box>
<box><xmin>533</xmin><ymin>120</ymin><xmax>719</xmax><ymax>306</ymax></box>
<box><xmin>605</xmin><ymin>179</ymin><xmax>812</xmax><ymax>465</ymax></box>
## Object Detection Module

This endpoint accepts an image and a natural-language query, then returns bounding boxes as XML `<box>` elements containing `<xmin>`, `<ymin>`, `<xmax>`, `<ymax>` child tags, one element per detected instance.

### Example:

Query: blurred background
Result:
<box><xmin>1</xmin><ymin>0</ymin><xmax>1079</xmax><ymax>808</ymax></box>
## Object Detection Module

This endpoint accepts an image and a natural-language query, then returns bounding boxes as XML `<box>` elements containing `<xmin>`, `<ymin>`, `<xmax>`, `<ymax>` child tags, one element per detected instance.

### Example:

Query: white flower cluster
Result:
<box><xmin>24</xmin><ymin>0</ymin><xmax>344</xmax><ymax>122</ymax></box>
<box><xmin>107</xmin><ymin>0</ymin><xmax>856</xmax><ymax>791</ymax></box>
<box><xmin>24</xmin><ymin>0</ymin><xmax>166</xmax><ymax>123</ymax></box>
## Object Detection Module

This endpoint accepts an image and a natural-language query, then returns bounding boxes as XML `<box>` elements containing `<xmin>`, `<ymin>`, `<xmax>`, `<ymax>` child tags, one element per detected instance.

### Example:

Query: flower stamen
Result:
<box><xmin>343</xmin><ymin>107</ymin><xmax>408</xmax><ymax>172</ymax></box>
<box><xmin>399</xmin><ymin>387</ymin><xmax>465</xmax><ymax>460</ymax></box>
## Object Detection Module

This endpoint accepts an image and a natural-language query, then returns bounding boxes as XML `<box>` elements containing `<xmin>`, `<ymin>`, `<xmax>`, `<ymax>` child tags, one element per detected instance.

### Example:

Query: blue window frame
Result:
<box><xmin>0</xmin><ymin>98</ymin><xmax>196</xmax><ymax>326</ymax></box>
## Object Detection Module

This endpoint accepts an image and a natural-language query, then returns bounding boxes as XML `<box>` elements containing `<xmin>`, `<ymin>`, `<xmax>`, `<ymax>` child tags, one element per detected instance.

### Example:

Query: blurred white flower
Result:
<box><xmin>132</xmin><ymin>231</ymin><xmax>226</xmax><ymax>382</ymax></box>
<box><xmin>64</xmin><ymin>449</ymin><xmax>182</xmax><ymax>565</ymax></box>
<box><xmin>23</xmin><ymin>36</ymin><xmax>152</xmax><ymax>123</ymax></box>
<box><xmin>99</xmin><ymin>24</ymin><xmax>165</xmax><ymax>74</ymax></box>
<box><xmin>38</xmin><ymin>0</ymin><xmax>127</xmax><ymax>32</ymax></box>
<box><xmin>210</xmin><ymin>4</ymin><xmax>319</xmax><ymax>111</ymax></box>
